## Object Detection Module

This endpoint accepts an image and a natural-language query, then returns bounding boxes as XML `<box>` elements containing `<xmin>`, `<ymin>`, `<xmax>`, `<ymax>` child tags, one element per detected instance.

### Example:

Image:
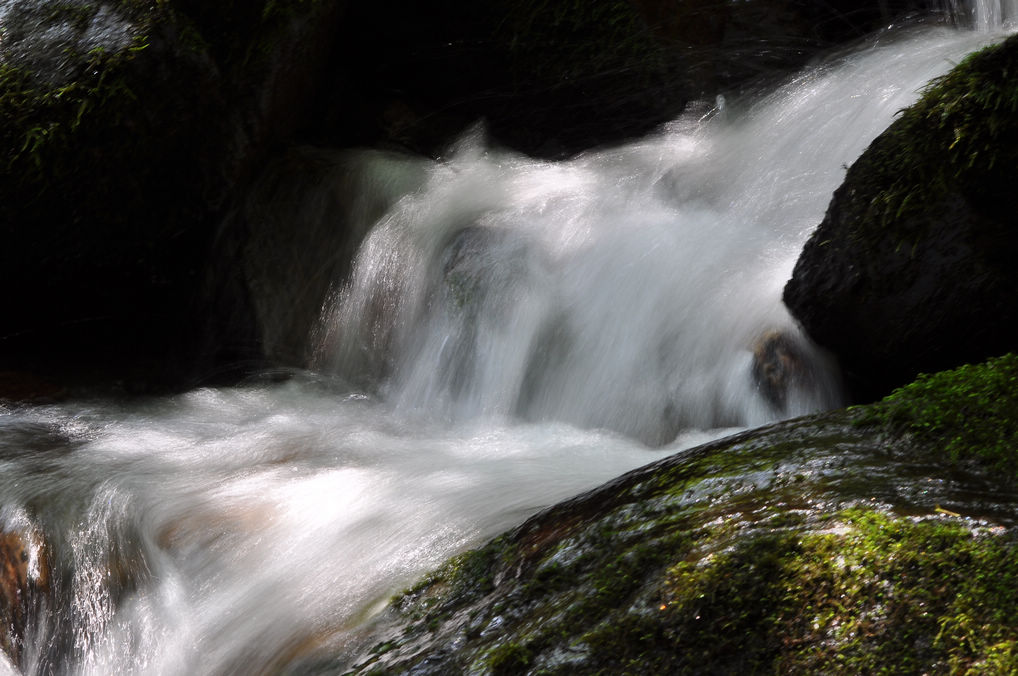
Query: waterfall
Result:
<box><xmin>943</xmin><ymin>0</ymin><xmax>1018</xmax><ymax>29</ymax></box>
<box><xmin>0</xmin><ymin>10</ymin><xmax>1013</xmax><ymax>676</ymax></box>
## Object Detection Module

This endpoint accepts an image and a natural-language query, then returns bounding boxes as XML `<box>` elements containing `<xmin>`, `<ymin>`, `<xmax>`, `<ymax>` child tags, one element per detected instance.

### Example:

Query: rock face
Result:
<box><xmin>0</xmin><ymin>0</ymin><xmax>345</xmax><ymax>387</ymax></box>
<box><xmin>750</xmin><ymin>329</ymin><xmax>818</xmax><ymax>413</ymax></box>
<box><xmin>298</xmin><ymin>355</ymin><xmax>1018</xmax><ymax>674</ymax></box>
<box><xmin>784</xmin><ymin>34</ymin><xmax>1018</xmax><ymax>402</ymax></box>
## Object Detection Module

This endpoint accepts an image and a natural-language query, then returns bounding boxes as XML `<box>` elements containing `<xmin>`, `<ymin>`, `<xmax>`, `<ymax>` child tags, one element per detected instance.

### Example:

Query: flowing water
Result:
<box><xmin>0</xmin><ymin>14</ymin><xmax>1013</xmax><ymax>676</ymax></box>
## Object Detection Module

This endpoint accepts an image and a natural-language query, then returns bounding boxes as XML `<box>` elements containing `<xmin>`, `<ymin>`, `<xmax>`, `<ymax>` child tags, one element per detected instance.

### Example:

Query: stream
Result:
<box><xmin>0</xmin><ymin>9</ymin><xmax>1014</xmax><ymax>675</ymax></box>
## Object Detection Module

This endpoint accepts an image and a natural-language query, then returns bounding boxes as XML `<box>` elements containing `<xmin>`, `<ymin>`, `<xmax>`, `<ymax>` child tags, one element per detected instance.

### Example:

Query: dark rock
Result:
<box><xmin>315</xmin><ymin>0</ymin><xmax>936</xmax><ymax>160</ymax></box>
<box><xmin>630</xmin><ymin>0</ymin><xmax>940</xmax><ymax>97</ymax></box>
<box><xmin>207</xmin><ymin>146</ymin><xmax>420</xmax><ymax>369</ymax></box>
<box><xmin>0</xmin><ymin>372</ymin><xmax>68</xmax><ymax>406</ymax></box>
<box><xmin>0</xmin><ymin>0</ymin><xmax>345</xmax><ymax>389</ymax></box>
<box><xmin>0</xmin><ymin>523</ymin><xmax>50</xmax><ymax>666</ymax></box>
<box><xmin>750</xmin><ymin>329</ymin><xmax>815</xmax><ymax>412</ymax></box>
<box><xmin>784</xmin><ymin>34</ymin><xmax>1018</xmax><ymax>402</ymax></box>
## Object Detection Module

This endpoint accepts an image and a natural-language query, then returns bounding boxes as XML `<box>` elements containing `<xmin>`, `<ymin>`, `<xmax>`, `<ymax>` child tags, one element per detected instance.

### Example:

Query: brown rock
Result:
<box><xmin>0</xmin><ymin>526</ymin><xmax>50</xmax><ymax>665</ymax></box>
<box><xmin>751</xmin><ymin>330</ymin><xmax>813</xmax><ymax>412</ymax></box>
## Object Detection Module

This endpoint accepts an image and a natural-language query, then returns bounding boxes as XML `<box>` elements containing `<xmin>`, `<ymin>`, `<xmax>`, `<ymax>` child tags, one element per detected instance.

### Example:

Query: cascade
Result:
<box><xmin>0</xmin><ymin>7</ymin><xmax>1014</xmax><ymax>674</ymax></box>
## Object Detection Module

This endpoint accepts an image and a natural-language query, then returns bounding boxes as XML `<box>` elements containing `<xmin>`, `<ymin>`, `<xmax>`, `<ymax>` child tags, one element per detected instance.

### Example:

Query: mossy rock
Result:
<box><xmin>280</xmin><ymin>355</ymin><xmax>1018</xmax><ymax>674</ymax></box>
<box><xmin>784</xmin><ymin>34</ymin><xmax>1018</xmax><ymax>402</ymax></box>
<box><xmin>0</xmin><ymin>0</ymin><xmax>342</xmax><ymax>388</ymax></box>
<box><xmin>861</xmin><ymin>353</ymin><xmax>1018</xmax><ymax>481</ymax></box>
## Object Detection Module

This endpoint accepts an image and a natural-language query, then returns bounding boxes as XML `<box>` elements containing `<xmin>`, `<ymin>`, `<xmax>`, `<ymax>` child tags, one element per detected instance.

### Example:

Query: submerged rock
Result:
<box><xmin>0</xmin><ymin>520</ymin><xmax>50</xmax><ymax>666</ymax></box>
<box><xmin>750</xmin><ymin>329</ymin><xmax>818</xmax><ymax>413</ymax></box>
<box><xmin>784</xmin><ymin>34</ymin><xmax>1018</xmax><ymax>401</ymax></box>
<box><xmin>293</xmin><ymin>354</ymin><xmax>1018</xmax><ymax>674</ymax></box>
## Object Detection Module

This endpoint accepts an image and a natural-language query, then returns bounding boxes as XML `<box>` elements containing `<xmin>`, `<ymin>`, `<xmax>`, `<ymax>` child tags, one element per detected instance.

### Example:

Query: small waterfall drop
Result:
<box><xmin>0</xmin><ymin>10</ymin><xmax>1014</xmax><ymax>676</ymax></box>
<box><xmin>312</xmin><ymin>23</ymin><xmax>1004</xmax><ymax>444</ymax></box>
<box><xmin>943</xmin><ymin>0</ymin><xmax>1018</xmax><ymax>29</ymax></box>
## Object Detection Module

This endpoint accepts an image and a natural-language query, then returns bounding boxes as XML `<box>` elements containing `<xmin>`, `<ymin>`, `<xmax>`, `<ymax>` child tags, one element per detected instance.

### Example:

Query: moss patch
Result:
<box><xmin>659</xmin><ymin>509</ymin><xmax>1018</xmax><ymax>674</ymax></box>
<box><xmin>862</xmin><ymin>353</ymin><xmax>1018</xmax><ymax>480</ymax></box>
<box><xmin>853</xmin><ymin>34</ymin><xmax>1018</xmax><ymax>234</ymax></box>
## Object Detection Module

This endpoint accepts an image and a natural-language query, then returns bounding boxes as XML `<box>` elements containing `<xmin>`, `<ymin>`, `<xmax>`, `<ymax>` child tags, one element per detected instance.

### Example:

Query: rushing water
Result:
<box><xmin>0</xmin><ymin>15</ymin><xmax>1012</xmax><ymax>676</ymax></box>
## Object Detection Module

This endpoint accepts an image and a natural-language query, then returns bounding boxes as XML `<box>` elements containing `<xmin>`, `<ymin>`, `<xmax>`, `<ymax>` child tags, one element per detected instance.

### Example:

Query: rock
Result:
<box><xmin>783</xmin><ymin>34</ymin><xmax>1018</xmax><ymax>402</ymax></box>
<box><xmin>750</xmin><ymin>329</ymin><xmax>816</xmax><ymax>412</ymax></box>
<box><xmin>0</xmin><ymin>372</ymin><xmax>67</xmax><ymax>405</ymax></box>
<box><xmin>0</xmin><ymin>523</ymin><xmax>50</xmax><ymax>666</ymax></box>
<box><xmin>301</xmin><ymin>354</ymin><xmax>1018</xmax><ymax>674</ymax></box>
<box><xmin>441</xmin><ymin>226</ymin><xmax>537</xmax><ymax>313</ymax></box>
<box><xmin>629</xmin><ymin>0</ymin><xmax>939</xmax><ymax>97</ymax></box>
<box><xmin>0</xmin><ymin>0</ymin><xmax>344</xmax><ymax>388</ymax></box>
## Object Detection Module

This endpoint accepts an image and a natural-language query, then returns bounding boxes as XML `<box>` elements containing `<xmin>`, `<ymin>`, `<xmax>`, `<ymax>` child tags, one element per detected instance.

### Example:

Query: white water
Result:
<box><xmin>0</xmin><ymin>17</ymin><xmax>1011</xmax><ymax>676</ymax></box>
<box><xmin>951</xmin><ymin>0</ymin><xmax>1018</xmax><ymax>30</ymax></box>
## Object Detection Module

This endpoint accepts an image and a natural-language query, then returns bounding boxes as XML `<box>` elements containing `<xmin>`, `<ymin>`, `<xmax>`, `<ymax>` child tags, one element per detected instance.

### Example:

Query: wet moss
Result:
<box><xmin>485</xmin><ymin>642</ymin><xmax>533</xmax><ymax>675</ymax></box>
<box><xmin>862</xmin><ymin>353</ymin><xmax>1018</xmax><ymax>480</ymax></box>
<box><xmin>572</xmin><ymin>509</ymin><xmax>1018</xmax><ymax>674</ymax></box>
<box><xmin>850</xmin><ymin>34</ymin><xmax>1018</xmax><ymax>237</ymax></box>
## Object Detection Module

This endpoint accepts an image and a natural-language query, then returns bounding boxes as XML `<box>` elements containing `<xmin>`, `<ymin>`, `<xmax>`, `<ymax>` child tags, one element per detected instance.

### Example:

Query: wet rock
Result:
<box><xmin>213</xmin><ymin>147</ymin><xmax>424</xmax><ymax>369</ymax></box>
<box><xmin>292</xmin><ymin>354</ymin><xmax>1018</xmax><ymax>674</ymax></box>
<box><xmin>0</xmin><ymin>1</ymin><xmax>136</xmax><ymax>87</ymax></box>
<box><xmin>784</xmin><ymin>34</ymin><xmax>1018</xmax><ymax>402</ymax></box>
<box><xmin>317</xmin><ymin>0</ymin><xmax>933</xmax><ymax>160</ymax></box>
<box><xmin>0</xmin><ymin>0</ymin><xmax>344</xmax><ymax>388</ymax></box>
<box><xmin>0</xmin><ymin>524</ymin><xmax>50</xmax><ymax>666</ymax></box>
<box><xmin>629</xmin><ymin>0</ymin><xmax>941</xmax><ymax>97</ymax></box>
<box><xmin>750</xmin><ymin>330</ymin><xmax>815</xmax><ymax>412</ymax></box>
<box><xmin>441</xmin><ymin>226</ymin><xmax>536</xmax><ymax>313</ymax></box>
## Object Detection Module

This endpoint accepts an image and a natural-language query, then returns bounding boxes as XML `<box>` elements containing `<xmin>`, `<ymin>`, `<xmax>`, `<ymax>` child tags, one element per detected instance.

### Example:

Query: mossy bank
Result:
<box><xmin>287</xmin><ymin>354</ymin><xmax>1018</xmax><ymax>674</ymax></box>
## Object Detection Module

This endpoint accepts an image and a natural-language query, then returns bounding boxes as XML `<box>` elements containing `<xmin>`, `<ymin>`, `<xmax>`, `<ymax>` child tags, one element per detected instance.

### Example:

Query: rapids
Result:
<box><xmin>0</xmin><ymin>11</ymin><xmax>1013</xmax><ymax>676</ymax></box>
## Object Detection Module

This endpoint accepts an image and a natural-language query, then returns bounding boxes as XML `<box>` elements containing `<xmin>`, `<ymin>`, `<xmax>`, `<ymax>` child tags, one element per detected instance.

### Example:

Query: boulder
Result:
<box><xmin>0</xmin><ymin>0</ymin><xmax>344</xmax><ymax>388</ymax></box>
<box><xmin>750</xmin><ymin>329</ymin><xmax>816</xmax><ymax>413</ymax></box>
<box><xmin>302</xmin><ymin>354</ymin><xmax>1018</xmax><ymax>674</ymax></box>
<box><xmin>784</xmin><ymin>34</ymin><xmax>1018</xmax><ymax>402</ymax></box>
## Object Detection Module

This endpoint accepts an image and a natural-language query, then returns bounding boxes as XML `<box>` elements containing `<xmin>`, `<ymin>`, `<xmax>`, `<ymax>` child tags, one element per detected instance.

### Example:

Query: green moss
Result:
<box><xmin>850</xmin><ymin>34</ymin><xmax>1018</xmax><ymax>236</ymax></box>
<box><xmin>642</xmin><ymin>509</ymin><xmax>1018</xmax><ymax>674</ymax></box>
<box><xmin>863</xmin><ymin>353</ymin><xmax>1018</xmax><ymax>479</ymax></box>
<box><xmin>0</xmin><ymin>9</ymin><xmax>154</xmax><ymax>196</ymax></box>
<box><xmin>485</xmin><ymin>642</ymin><xmax>533</xmax><ymax>675</ymax></box>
